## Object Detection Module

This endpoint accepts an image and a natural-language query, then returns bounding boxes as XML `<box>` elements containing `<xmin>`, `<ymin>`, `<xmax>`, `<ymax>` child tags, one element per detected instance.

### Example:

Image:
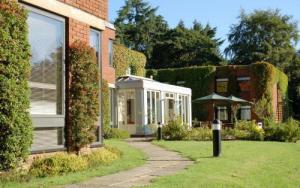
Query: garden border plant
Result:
<box><xmin>0</xmin><ymin>0</ymin><xmax>33</xmax><ymax>170</ymax></box>
<box><xmin>69</xmin><ymin>41</ymin><xmax>100</xmax><ymax>153</ymax></box>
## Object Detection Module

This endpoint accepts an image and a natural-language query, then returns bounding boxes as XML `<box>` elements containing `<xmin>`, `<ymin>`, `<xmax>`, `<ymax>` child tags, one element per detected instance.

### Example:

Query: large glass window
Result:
<box><xmin>90</xmin><ymin>29</ymin><xmax>101</xmax><ymax>66</ymax></box>
<box><xmin>28</xmin><ymin>9</ymin><xmax>65</xmax><ymax>115</ymax></box>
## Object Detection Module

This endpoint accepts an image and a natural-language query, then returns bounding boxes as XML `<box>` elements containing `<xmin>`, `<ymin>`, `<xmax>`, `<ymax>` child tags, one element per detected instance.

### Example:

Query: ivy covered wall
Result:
<box><xmin>147</xmin><ymin>62</ymin><xmax>288</xmax><ymax>120</ymax></box>
<box><xmin>113</xmin><ymin>44</ymin><xmax>146</xmax><ymax>77</ymax></box>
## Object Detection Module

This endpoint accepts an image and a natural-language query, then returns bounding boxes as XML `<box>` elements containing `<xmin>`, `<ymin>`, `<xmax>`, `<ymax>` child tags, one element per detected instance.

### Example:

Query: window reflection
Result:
<box><xmin>28</xmin><ymin>11</ymin><xmax>64</xmax><ymax>115</ymax></box>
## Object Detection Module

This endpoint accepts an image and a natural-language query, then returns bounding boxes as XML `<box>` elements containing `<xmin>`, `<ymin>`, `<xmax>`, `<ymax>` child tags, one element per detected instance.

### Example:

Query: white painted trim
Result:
<box><xmin>108</xmin><ymin>83</ymin><xmax>116</xmax><ymax>88</ymax></box>
<box><xmin>216</xmin><ymin>78</ymin><xmax>229</xmax><ymax>82</ymax></box>
<box><xmin>20</xmin><ymin>0</ymin><xmax>114</xmax><ymax>30</ymax></box>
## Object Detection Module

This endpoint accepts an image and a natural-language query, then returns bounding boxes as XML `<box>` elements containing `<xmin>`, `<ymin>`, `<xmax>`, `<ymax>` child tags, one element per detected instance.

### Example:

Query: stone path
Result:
<box><xmin>65</xmin><ymin>138</ymin><xmax>193</xmax><ymax>188</ymax></box>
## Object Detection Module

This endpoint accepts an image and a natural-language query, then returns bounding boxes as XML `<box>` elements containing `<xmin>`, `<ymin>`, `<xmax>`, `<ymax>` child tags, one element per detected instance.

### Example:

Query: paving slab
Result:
<box><xmin>64</xmin><ymin>138</ymin><xmax>193</xmax><ymax>188</ymax></box>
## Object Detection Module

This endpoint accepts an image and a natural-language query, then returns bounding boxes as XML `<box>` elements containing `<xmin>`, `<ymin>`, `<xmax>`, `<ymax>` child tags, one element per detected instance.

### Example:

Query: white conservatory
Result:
<box><xmin>115</xmin><ymin>75</ymin><xmax>192</xmax><ymax>135</ymax></box>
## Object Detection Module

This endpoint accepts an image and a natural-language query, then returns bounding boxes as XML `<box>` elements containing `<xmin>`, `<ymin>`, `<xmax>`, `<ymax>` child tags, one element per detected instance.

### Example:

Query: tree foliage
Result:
<box><xmin>69</xmin><ymin>41</ymin><xmax>99</xmax><ymax>153</ymax></box>
<box><xmin>114</xmin><ymin>0</ymin><xmax>168</xmax><ymax>62</ymax></box>
<box><xmin>0</xmin><ymin>0</ymin><xmax>33</xmax><ymax>170</ymax></box>
<box><xmin>225</xmin><ymin>9</ymin><xmax>299</xmax><ymax>71</ymax></box>
<box><xmin>151</xmin><ymin>20</ymin><xmax>224</xmax><ymax>68</ymax></box>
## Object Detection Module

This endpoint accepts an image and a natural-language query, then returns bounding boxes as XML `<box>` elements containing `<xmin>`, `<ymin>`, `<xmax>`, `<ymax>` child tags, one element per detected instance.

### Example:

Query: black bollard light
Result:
<box><xmin>212</xmin><ymin>119</ymin><xmax>221</xmax><ymax>157</ymax></box>
<box><xmin>157</xmin><ymin>122</ymin><xmax>163</xmax><ymax>141</ymax></box>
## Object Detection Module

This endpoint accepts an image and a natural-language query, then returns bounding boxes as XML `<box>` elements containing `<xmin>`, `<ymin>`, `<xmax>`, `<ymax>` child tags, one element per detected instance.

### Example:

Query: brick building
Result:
<box><xmin>148</xmin><ymin>63</ymin><xmax>288</xmax><ymax>125</ymax></box>
<box><xmin>18</xmin><ymin>0</ymin><xmax>115</xmax><ymax>153</ymax></box>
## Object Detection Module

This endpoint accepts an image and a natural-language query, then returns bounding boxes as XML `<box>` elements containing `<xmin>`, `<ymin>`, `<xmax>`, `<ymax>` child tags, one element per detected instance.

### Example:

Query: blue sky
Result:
<box><xmin>109</xmin><ymin>0</ymin><xmax>300</xmax><ymax>52</ymax></box>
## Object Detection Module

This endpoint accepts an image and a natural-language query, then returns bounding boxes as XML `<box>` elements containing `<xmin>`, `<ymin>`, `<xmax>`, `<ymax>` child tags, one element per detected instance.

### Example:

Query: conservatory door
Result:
<box><xmin>117</xmin><ymin>90</ymin><xmax>136</xmax><ymax>134</ymax></box>
<box><xmin>164</xmin><ymin>93</ymin><xmax>175</xmax><ymax>123</ymax></box>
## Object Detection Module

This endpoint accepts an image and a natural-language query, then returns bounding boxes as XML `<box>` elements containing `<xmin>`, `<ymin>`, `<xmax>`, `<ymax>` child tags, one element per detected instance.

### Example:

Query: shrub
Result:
<box><xmin>29</xmin><ymin>147</ymin><xmax>121</xmax><ymax>178</ymax></box>
<box><xmin>234</xmin><ymin>120</ymin><xmax>264</xmax><ymax>141</ymax></box>
<box><xmin>187</xmin><ymin>127</ymin><xmax>212</xmax><ymax>141</ymax></box>
<box><xmin>29</xmin><ymin>153</ymin><xmax>88</xmax><ymax>178</ymax></box>
<box><xmin>0</xmin><ymin>0</ymin><xmax>33</xmax><ymax>170</ymax></box>
<box><xmin>85</xmin><ymin>148</ymin><xmax>119</xmax><ymax>168</ymax></box>
<box><xmin>162</xmin><ymin>118</ymin><xmax>189</xmax><ymax>140</ymax></box>
<box><xmin>69</xmin><ymin>41</ymin><xmax>99</xmax><ymax>152</ymax></box>
<box><xmin>104</xmin><ymin>128</ymin><xmax>130</xmax><ymax>139</ymax></box>
<box><xmin>221</xmin><ymin>128</ymin><xmax>236</xmax><ymax>140</ymax></box>
<box><xmin>264</xmin><ymin>118</ymin><xmax>300</xmax><ymax>142</ymax></box>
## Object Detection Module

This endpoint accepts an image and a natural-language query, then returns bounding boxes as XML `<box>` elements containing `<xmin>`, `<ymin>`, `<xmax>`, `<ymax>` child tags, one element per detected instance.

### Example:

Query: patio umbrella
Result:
<box><xmin>193</xmin><ymin>93</ymin><xmax>229</xmax><ymax>103</ymax></box>
<box><xmin>193</xmin><ymin>93</ymin><xmax>231</xmax><ymax>119</ymax></box>
<box><xmin>227</xmin><ymin>95</ymin><xmax>251</xmax><ymax>104</ymax></box>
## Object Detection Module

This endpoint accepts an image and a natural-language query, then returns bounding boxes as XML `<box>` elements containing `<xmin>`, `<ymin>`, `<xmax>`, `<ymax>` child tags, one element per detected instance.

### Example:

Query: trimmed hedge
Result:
<box><xmin>114</xmin><ymin>44</ymin><xmax>146</xmax><ymax>77</ymax></box>
<box><xmin>147</xmin><ymin>62</ymin><xmax>288</xmax><ymax>120</ymax></box>
<box><xmin>69</xmin><ymin>41</ymin><xmax>99</xmax><ymax>152</ymax></box>
<box><xmin>0</xmin><ymin>0</ymin><xmax>33</xmax><ymax>170</ymax></box>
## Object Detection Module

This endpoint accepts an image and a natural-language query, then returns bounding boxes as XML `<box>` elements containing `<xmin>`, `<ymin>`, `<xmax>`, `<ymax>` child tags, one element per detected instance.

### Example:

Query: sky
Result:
<box><xmin>109</xmin><ymin>0</ymin><xmax>300</xmax><ymax>53</ymax></box>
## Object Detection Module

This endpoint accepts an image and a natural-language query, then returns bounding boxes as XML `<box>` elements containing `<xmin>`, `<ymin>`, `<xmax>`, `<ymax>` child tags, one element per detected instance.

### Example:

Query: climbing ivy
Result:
<box><xmin>113</xmin><ymin>44</ymin><xmax>146</xmax><ymax>77</ymax></box>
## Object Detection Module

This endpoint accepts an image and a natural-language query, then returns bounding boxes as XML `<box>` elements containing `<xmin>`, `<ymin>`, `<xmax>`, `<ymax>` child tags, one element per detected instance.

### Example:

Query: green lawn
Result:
<box><xmin>0</xmin><ymin>140</ymin><xmax>147</xmax><ymax>188</ymax></box>
<box><xmin>145</xmin><ymin>141</ymin><xmax>300</xmax><ymax>188</ymax></box>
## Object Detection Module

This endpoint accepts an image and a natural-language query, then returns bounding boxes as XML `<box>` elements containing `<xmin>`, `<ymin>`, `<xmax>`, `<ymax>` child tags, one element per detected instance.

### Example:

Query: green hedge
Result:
<box><xmin>114</xmin><ymin>44</ymin><xmax>146</xmax><ymax>77</ymax></box>
<box><xmin>0</xmin><ymin>0</ymin><xmax>33</xmax><ymax>170</ymax></box>
<box><xmin>147</xmin><ymin>62</ymin><xmax>288</xmax><ymax>120</ymax></box>
<box><xmin>69</xmin><ymin>41</ymin><xmax>99</xmax><ymax>152</ymax></box>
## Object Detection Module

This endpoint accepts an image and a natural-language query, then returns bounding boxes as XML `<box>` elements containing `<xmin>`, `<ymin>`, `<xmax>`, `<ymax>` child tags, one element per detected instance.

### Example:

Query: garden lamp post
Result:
<box><xmin>212</xmin><ymin>119</ymin><xmax>222</xmax><ymax>157</ymax></box>
<box><xmin>157</xmin><ymin>122</ymin><xmax>163</xmax><ymax>141</ymax></box>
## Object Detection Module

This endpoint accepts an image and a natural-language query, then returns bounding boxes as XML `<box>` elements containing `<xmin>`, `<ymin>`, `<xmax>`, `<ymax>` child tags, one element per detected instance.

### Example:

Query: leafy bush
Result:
<box><xmin>0</xmin><ymin>0</ymin><xmax>33</xmax><ymax>170</ymax></box>
<box><xmin>187</xmin><ymin>127</ymin><xmax>212</xmax><ymax>141</ymax></box>
<box><xmin>29</xmin><ymin>153</ymin><xmax>88</xmax><ymax>178</ymax></box>
<box><xmin>69</xmin><ymin>41</ymin><xmax>100</xmax><ymax>152</ymax></box>
<box><xmin>221</xmin><ymin>128</ymin><xmax>236</xmax><ymax>140</ymax></box>
<box><xmin>234</xmin><ymin>120</ymin><xmax>264</xmax><ymax>141</ymax></box>
<box><xmin>85</xmin><ymin>148</ymin><xmax>119</xmax><ymax>168</ymax></box>
<box><xmin>29</xmin><ymin>147</ymin><xmax>121</xmax><ymax>178</ymax></box>
<box><xmin>104</xmin><ymin>128</ymin><xmax>130</xmax><ymax>139</ymax></box>
<box><xmin>162</xmin><ymin>118</ymin><xmax>189</xmax><ymax>140</ymax></box>
<box><xmin>264</xmin><ymin>118</ymin><xmax>300</xmax><ymax>142</ymax></box>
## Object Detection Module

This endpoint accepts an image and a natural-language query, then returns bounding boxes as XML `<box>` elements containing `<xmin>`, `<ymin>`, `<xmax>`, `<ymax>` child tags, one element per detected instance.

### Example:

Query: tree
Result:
<box><xmin>225</xmin><ymin>9</ymin><xmax>299</xmax><ymax>71</ymax></box>
<box><xmin>286</xmin><ymin>54</ymin><xmax>300</xmax><ymax>119</ymax></box>
<box><xmin>151</xmin><ymin>20</ymin><xmax>223</xmax><ymax>68</ymax></box>
<box><xmin>114</xmin><ymin>0</ymin><xmax>168</xmax><ymax>63</ymax></box>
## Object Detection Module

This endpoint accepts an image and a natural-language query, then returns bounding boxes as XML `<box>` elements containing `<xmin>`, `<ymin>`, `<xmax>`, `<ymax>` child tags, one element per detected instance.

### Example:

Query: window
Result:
<box><xmin>109</xmin><ymin>88</ymin><xmax>115</xmax><ymax>127</ymax></box>
<box><xmin>216</xmin><ymin>78</ymin><xmax>229</xmax><ymax>94</ymax></box>
<box><xmin>216</xmin><ymin>106</ymin><xmax>228</xmax><ymax>121</ymax></box>
<box><xmin>27</xmin><ymin>8</ymin><xmax>65</xmax><ymax>115</ymax></box>
<box><xmin>109</xmin><ymin>39</ymin><xmax>113</xmax><ymax>66</ymax></box>
<box><xmin>90</xmin><ymin>29</ymin><xmax>101</xmax><ymax>66</ymax></box>
<box><xmin>147</xmin><ymin>90</ymin><xmax>160</xmax><ymax>124</ymax></box>
<box><xmin>240</xmin><ymin>106</ymin><xmax>251</xmax><ymax>120</ymax></box>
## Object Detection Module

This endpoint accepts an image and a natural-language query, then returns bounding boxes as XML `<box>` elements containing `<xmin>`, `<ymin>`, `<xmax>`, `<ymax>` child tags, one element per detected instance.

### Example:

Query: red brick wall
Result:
<box><xmin>102</xmin><ymin>28</ymin><xmax>115</xmax><ymax>84</ymax></box>
<box><xmin>58</xmin><ymin>0</ymin><xmax>108</xmax><ymax>20</ymax></box>
<box><xmin>68</xmin><ymin>19</ymin><xmax>89</xmax><ymax>45</ymax></box>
